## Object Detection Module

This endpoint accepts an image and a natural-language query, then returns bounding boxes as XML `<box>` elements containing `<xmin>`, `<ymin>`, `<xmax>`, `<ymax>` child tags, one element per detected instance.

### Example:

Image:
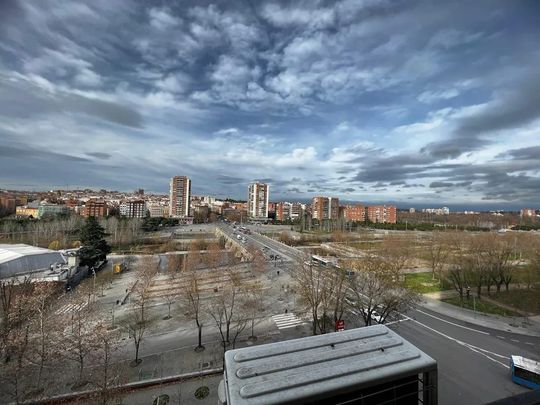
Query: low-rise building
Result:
<box><xmin>37</xmin><ymin>203</ymin><xmax>70</xmax><ymax>219</ymax></box>
<box><xmin>15</xmin><ymin>201</ymin><xmax>40</xmax><ymax>218</ymax></box>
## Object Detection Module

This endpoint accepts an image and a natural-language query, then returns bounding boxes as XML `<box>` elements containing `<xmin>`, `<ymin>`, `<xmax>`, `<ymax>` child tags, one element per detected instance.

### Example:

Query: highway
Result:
<box><xmin>220</xmin><ymin>223</ymin><xmax>540</xmax><ymax>404</ymax></box>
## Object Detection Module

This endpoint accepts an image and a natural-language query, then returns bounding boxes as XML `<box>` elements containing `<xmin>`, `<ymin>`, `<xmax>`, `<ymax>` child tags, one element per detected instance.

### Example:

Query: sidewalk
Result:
<box><xmin>419</xmin><ymin>295</ymin><xmax>540</xmax><ymax>337</ymax></box>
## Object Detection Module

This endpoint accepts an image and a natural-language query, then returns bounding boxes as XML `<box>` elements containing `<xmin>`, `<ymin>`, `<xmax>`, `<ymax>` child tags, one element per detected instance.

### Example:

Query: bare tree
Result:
<box><xmin>346</xmin><ymin>255</ymin><xmax>418</xmax><ymax>326</ymax></box>
<box><xmin>0</xmin><ymin>279</ymin><xmax>35</xmax><ymax>403</ymax></box>
<box><xmin>207</xmin><ymin>270</ymin><xmax>246</xmax><ymax>355</ymax></box>
<box><xmin>27</xmin><ymin>283</ymin><xmax>61</xmax><ymax>391</ymax></box>
<box><xmin>89</xmin><ymin>322</ymin><xmax>124</xmax><ymax>405</ymax></box>
<box><xmin>243</xmin><ymin>281</ymin><xmax>264</xmax><ymax>340</ymax></box>
<box><xmin>293</xmin><ymin>257</ymin><xmax>324</xmax><ymax>335</ymax></box>
<box><xmin>62</xmin><ymin>291</ymin><xmax>97</xmax><ymax>386</ymax></box>
<box><xmin>427</xmin><ymin>232</ymin><xmax>449</xmax><ymax>280</ymax></box>
<box><xmin>247</xmin><ymin>245</ymin><xmax>267</xmax><ymax>275</ymax></box>
<box><xmin>178</xmin><ymin>268</ymin><xmax>206</xmax><ymax>352</ymax></box>
<box><xmin>379</xmin><ymin>235</ymin><xmax>412</xmax><ymax>274</ymax></box>
<box><xmin>122</xmin><ymin>258</ymin><xmax>156</xmax><ymax>365</ymax></box>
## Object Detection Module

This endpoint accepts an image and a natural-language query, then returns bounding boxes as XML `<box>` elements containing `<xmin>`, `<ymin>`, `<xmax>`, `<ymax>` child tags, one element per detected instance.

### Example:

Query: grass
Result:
<box><xmin>511</xmin><ymin>265</ymin><xmax>540</xmax><ymax>285</ymax></box>
<box><xmin>442</xmin><ymin>296</ymin><xmax>521</xmax><ymax>317</ymax></box>
<box><xmin>404</xmin><ymin>272</ymin><xmax>451</xmax><ymax>294</ymax></box>
<box><xmin>489</xmin><ymin>288</ymin><xmax>540</xmax><ymax>315</ymax></box>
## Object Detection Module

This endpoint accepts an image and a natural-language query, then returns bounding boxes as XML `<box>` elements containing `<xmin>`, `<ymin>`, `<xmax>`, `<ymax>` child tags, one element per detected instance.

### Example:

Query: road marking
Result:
<box><xmin>385</xmin><ymin>318</ymin><xmax>412</xmax><ymax>326</ymax></box>
<box><xmin>510</xmin><ymin>339</ymin><xmax>519</xmax><ymax>343</ymax></box>
<box><xmin>525</xmin><ymin>342</ymin><xmax>534</xmax><ymax>346</ymax></box>
<box><xmin>55</xmin><ymin>301</ymin><xmax>87</xmax><ymax>315</ymax></box>
<box><xmin>415</xmin><ymin>309</ymin><xmax>489</xmax><ymax>335</ymax></box>
<box><xmin>272</xmin><ymin>313</ymin><xmax>305</xmax><ymax>330</ymax></box>
<box><xmin>404</xmin><ymin>314</ymin><xmax>510</xmax><ymax>369</ymax></box>
<box><xmin>496</xmin><ymin>336</ymin><xmax>506</xmax><ymax>339</ymax></box>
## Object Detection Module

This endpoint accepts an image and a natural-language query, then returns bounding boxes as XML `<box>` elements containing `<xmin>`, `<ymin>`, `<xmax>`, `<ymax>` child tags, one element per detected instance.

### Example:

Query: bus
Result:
<box><xmin>511</xmin><ymin>355</ymin><xmax>540</xmax><ymax>390</ymax></box>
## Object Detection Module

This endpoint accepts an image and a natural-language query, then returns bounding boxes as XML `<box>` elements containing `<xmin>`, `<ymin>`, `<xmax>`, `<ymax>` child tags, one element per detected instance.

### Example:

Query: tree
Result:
<box><xmin>0</xmin><ymin>279</ymin><xmax>36</xmax><ymax>403</ymax></box>
<box><xmin>293</xmin><ymin>257</ymin><xmax>325</xmax><ymax>335</ymax></box>
<box><xmin>27</xmin><ymin>283</ymin><xmax>60</xmax><ymax>391</ymax></box>
<box><xmin>243</xmin><ymin>281</ymin><xmax>264</xmax><ymax>340</ymax></box>
<box><xmin>207</xmin><ymin>270</ymin><xmax>246</xmax><ymax>355</ymax></box>
<box><xmin>79</xmin><ymin>216</ymin><xmax>111</xmax><ymax>269</ymax></box>
<box><xmin>62</xmin><ymin>289</ymin><xmax>97</xmax><ymax>385</ymax></box>
<box><xmin>89</xmin><ymin>322</ymin><xmax>124</xmax><ymax>405</ymax></box>
<box><xmin>123</xmin><ymin>257</ymin><xmax>157</xmax><ymax>365</ymax></box>
<box><xmin>427</xmin><ymin>232</ymin><xmax>449</xmax><ymax>280</ymax></box>
<box><xmin>178</xmin><ymin>268</ymin><xmax>206</xmax><ymax>352</ymax></box>
<box><xmin>247</xmin><ymin>245</ymin><xmax>266</xmax><ymax>274</ymax></box>
<box><xmin>346</xmin><ymin>255</ymin><xmax>418</xmax><ymax>326</ymax></box>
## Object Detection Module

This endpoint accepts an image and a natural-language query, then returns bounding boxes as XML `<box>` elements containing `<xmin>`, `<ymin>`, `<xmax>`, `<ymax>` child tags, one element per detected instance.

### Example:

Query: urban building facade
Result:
<box><xmin>343</xmin><ymin>204</ymin><xmax>365</xmax><ymax>222</ymax></box>
<box><xmin>37</xmin><ymin>203</ymin><xmax>70</xmax><ymax>219</ymax></box>
<box><xmin>119</xmin><ymin>200</ymin><xmax>146</xmax><ymax>218</ymax></box>
<box><xmin>276</xmin><ymin>202</ymin><xmax>304</xmax><ymax>221</ymax></box>
<box><xmin>147</xmin><ymin>203</ymin><xmax>168</xmax><ymax>218</ymax></box>
<box><xmin>312</xmin><ymin>196</ymin><xmax>339</xmax><ymax>220</ymax></box>
<box><xmin>15</xmin><ymin>205</ymin><xmax>39</xmax><ymax>218</ymax></box>
<box><xmin>248</xmin><ymin>182</ymin><xmax>269</xmax><ymax>218</ymax></box>
<box><xmin>82</xmin><ymin>199</ymin><xmax>108</xmax><ymax>218</ymax></box>
<box><xmin>367</xmin><ymin>205</ymin><xmax>397</xmax><ymax>223</ymax></box>
<box><xmin>169</xmin><ymin>176</ymin><xmax>191</xmax><ymax>218</ymax></box>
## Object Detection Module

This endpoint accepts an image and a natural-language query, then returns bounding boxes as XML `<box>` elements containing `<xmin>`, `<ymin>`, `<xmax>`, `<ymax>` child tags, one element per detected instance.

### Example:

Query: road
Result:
<box><xmin>388</xmin><ymin>307</ymin><xmax>540</xmax><ymax>404</ymax></box>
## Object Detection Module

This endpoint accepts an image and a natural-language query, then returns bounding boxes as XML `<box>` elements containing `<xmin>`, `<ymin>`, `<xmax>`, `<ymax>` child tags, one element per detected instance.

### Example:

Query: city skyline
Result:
<box><xmin>1</xmin><ymin>1</ymin><xmax>539</xmax><ymax>208</ymax></box>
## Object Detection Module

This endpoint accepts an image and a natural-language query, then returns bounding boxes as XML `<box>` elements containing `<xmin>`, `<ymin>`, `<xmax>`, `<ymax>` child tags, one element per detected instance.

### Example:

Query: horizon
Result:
<box><xmin>1</xmin><ymin>1</ymin><xmax>539</xmax><ymax>207</ymax></box>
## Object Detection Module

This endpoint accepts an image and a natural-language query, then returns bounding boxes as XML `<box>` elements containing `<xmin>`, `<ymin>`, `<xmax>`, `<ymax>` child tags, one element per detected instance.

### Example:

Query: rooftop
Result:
<box><xmin>223</xmin><ymin>324</ymin><xmax>436</xmax><ymax>405</ymax></box>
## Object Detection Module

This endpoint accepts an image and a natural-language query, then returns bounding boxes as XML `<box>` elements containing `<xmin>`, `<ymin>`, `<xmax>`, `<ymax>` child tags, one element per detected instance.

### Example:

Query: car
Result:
<box><xmin>236</xmin><ymin>235</ymin><xmax>242</xmax><ymax>240</ymax></box>
<box><xmin>370</xmin><ymin>311</ymin><xmax>383</xmax><ymax>324</ymax></box>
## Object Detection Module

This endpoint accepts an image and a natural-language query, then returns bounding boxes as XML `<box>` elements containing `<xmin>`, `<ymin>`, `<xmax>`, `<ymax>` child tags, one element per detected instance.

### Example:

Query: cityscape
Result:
<box><xmin>1</xmin><ymin>1</ymin><xmax>540</xmax><ymax>405</ymax></box>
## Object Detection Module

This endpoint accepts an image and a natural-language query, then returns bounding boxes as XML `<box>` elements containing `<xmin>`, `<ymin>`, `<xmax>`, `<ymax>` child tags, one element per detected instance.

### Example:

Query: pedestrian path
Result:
<box><xmin>271</xmin><ymin>312</ymin><xmax>306</xmax><ymax>330</ymax></box>
<box><xmin>55</xmin><ymin>301</ymin><xmax>87</xmax><ymax>315</ymax></box>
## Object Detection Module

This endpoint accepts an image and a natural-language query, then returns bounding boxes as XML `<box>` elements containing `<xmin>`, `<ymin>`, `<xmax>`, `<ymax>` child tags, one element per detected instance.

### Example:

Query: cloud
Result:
<box><xmin>0</xmin><ymin>0</ymin><xmax>539</xmax><ymax>207</ymax></box>
<box><xmin>86</xmin><ymin>152</ymin><xmax>111</xmax><ymax>159</ymax></box>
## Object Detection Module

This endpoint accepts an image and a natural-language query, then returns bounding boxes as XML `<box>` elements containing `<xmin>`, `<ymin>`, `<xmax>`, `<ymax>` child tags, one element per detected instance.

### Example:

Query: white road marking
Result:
<box><xmin>415</xmin><ymin>309</ymin><xmax>489</xmax><ymax>335</ymax></box>
<box><xmin>525</xmin><ymin>342</ymin><xmax>534</xmax><ymax>346</ymax></box>
<box><xmin>55</xmin><ymin>301</ymin><xmax>87</xmax><ymax>314</ymax></box>
<box><xmin>385</xmin><ymin>318</ymin><xmax>412</xmax><ymax>326</ymax></box>
<box><xmin>510</xmin><ymin>339</ymin><xmax>519</xmax><ymax>343</ymax></box>
<box><xmin>403</xmin><ymin>314</ymin><xmax>510</xmax><ymax>369</ymax></box>
<box><xmin>272</xmin><ymin>313</ymin><xmax>305</xmax><ymax>330</ymax></box>
<box><xmin>496</xmin><ymin>336</ymin><xmax>506</xmax><ymax>339</ymax></box>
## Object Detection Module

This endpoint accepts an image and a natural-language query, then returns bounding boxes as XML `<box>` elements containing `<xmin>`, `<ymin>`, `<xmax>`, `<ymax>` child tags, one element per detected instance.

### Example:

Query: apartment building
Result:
<box><xmin>169</xmin><ymin>176</ymin><xmax>191</xmax><ymax>218</ymax></box>
<box><xmin>119</xmin><ymin>200</ymin><xmax>146</xmax><ymax>218</ymax></box>
<box><xmin>82</xmin><ymin>199</ymin><xmax>108</xmax><ymax>218</ymax></box>
<box><xmin>343</xmin><ymin>204</ymin><xmax>365</xmax><ymax>222</ymax></box>
<box><xmin>276</xmin><ymin>202</ymin><xmax>304</xmax><ymax>221</ymax></box>
<box><xmin>367</xmin><ymin>205</ymin><xmax>397</xmax><ymax>224</ymax></box>
<box><xmin>248</xmin><ymin>182</ymin><xmax>269</xmax><ymax>218</ymax></box>
<box><xmin>147</xmin><ymin>203</ymin><xmax>168</xmax><ymax>218</ymax></box>
<box><xmin>312</xmin><ymin>196</ymin><xmax>339</xmax><ymax>220</ymax></box>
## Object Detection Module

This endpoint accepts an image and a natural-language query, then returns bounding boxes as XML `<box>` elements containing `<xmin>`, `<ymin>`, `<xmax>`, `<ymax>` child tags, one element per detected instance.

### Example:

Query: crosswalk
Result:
<box><xmin>272</xmin><ymin>313</ymin><xmax>306</xmax><ymax>330</ymax></box>
<box><xmin>55</xmin><ymin>301</ymin><xmax>87</xmax><ymax>315</ymax></box>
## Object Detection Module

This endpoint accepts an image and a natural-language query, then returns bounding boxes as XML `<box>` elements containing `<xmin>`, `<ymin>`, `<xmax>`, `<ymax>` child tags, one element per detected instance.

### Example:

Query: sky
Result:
<box><xmin>1</xmin><ymin>0</ymin><xmax>539</xmax><ymax>209</ymax></box>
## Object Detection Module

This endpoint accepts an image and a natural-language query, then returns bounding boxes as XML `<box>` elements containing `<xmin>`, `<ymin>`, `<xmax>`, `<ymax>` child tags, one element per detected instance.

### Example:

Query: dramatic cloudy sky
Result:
<box><xmin>1</xmin><ymin>0</ymin><xmax>539</xmax><ymax>208</ymax></box>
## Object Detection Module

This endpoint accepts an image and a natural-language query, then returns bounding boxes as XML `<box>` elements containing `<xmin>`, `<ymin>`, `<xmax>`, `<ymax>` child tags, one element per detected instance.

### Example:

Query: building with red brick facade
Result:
<box><xmin>343</xmin><ymin>204</ymin><xmax>366</xmax><ymax>222</ymax></box>
<box><xmin>367</xmin><ymin>205</ymin><xmax>396</xmax><ymax>223</ymax></box>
